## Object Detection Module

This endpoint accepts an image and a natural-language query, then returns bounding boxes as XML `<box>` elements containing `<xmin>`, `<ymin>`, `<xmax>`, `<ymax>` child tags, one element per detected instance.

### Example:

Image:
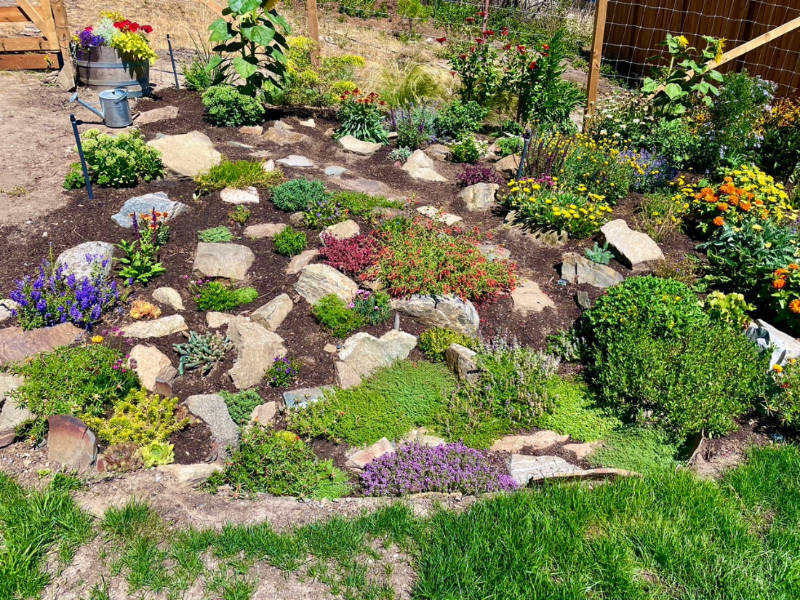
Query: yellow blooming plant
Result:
<box><xmin>110</xmin><ymin>31</ymin><xmax>158</xmax><ymax>64</ymax></box>
<box><xmin>503</xmin><ymin>178</ymin><xmax>613</xmax><ymax>239</ymax></box>
<box><xmin>558</xmin><ymin>132</ymin><xmax>637</xmax><ymax>204</ymax></box>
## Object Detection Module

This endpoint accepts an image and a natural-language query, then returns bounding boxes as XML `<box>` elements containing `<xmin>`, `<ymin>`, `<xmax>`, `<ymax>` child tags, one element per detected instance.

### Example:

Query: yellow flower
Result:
<box><xmin>773</xmin><ymin>364</ymin><xmax>784</xmax><ymax>373</ymax></box>
<box><xmin>677</xmin><ymin>35</ymin><xmax>689</xmax><ymax>48</ymax></box>
<box><xmin>91</xmin><ymin>335</ymin><xmax>104</xmax><ymax>344</ymax></box>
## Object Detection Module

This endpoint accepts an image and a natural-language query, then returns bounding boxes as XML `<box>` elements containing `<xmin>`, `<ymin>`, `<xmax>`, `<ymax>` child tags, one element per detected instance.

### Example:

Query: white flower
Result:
<box><xmin>600</xmin><ymin>129</ymin><xmax>607</xmax><ymax>135</ymax></box>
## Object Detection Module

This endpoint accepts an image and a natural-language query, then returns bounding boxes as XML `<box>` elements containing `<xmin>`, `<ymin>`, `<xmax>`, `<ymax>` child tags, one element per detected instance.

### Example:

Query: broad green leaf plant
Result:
<box><xmin>642</xmin><ymin>34</ymin><xmax>725</xmax><ymax>118</ymax></box>
<box><xmin>209</xmin><ymin>0</ymin><xmax>290</xmax><ymax>97</ymax></box>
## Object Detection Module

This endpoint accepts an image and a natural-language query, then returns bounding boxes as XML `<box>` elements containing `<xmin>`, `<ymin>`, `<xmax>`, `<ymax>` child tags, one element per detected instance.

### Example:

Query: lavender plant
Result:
<box><xmin>360</xmin><ymin>441</ymin><xmax>518</xmax><ymax>496</ymax></box>
<box><xmin>10</xmin><ymin>256</ymin><xmax>118</xmax><ymax>331</ymax></box>
<box><xmin>620</xmin><ymin>149</ymin><xmax>675</xmax><ymax>193</ymax></box>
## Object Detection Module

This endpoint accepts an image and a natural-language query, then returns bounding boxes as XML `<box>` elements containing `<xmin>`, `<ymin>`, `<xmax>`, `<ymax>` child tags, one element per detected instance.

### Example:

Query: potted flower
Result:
<box><xmin>72</xmin><ymin>11</ymin><xmax>156</xmax><ymax>97</ymax></box>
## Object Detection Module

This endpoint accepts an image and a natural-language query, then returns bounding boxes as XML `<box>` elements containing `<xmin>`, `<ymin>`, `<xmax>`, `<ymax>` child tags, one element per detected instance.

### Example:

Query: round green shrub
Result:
<box><xmin>274</xmin><ymin>226</ymin><xmax>307</xmax><ymax>257</ymax></box>
<box><xmin>271</xmin><ymin>178</ymin><xmax>329</xmax><ymax>212</ymax></box>
<box><xmin>312</xmin><ymin>294</ymin><xmax>364</xmax><ymax>338</ymax></box>
<box><xmin>202</xmin><ymin>85</ymin><xmax>265</xmax><ymax>127</ymax></box>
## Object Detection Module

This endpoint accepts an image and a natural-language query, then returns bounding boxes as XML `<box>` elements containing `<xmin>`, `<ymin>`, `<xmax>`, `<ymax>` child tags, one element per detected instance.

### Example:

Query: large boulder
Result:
<box><xmin>146</xmin><ymin>130</ymin><xmax>222</xmax><ymax>177</ymax></box>
<box><xmin>460</xmin><ymin>183</ymin><xmax>499</xmax><ymax>212</ymax></box>
<box><xmin>329</xmin><ymin>175</ymin><xmax>392</xmax><ymax>197</ymax></box>
<box><xmin>294</xmin><ymin>264</ymin><xmax>358</xmax><ymax>305</ymax></box>
<box><xmin>226</xmin><ymin>318</ymin><xmax>287</xmax><ymax>389</ymax></box>
<box><xmin>391</xmin><ymin>295</ymin><xmax>480</xmax><ymax>337</ymax></box>
<box><xmin>250</xmin><ymin>293</ymin><xmax>293</xmax><ymax>332</ymax></box>
<box><xmin>193</xmin><ymin>242</ymin><xmax>255</xmax><ymax>281</ymax></box>
<box><xmin>401</xmin><ymin>150</ymin><xmax>447</xmax><ymax>182</ymax></box>
<box><xmin>560</xmin><ymin>252</ymin><xmax>624</xmax><ymax>289</ymax></box>
<box><xmin>111</xmin><ymin>192</ymin><xmax>188</xmax><ymax>229</ymax></box>
<box><xmin>335</xmin><ymin>330</ymin><xmax>417</xmax><ymax>388</ymax></box>
<box><xmin>185</xmin><ymin>394</ymin><xmax>239</xmax><ymax>455</ymax></box>
<box><xmin>600</xmin><ymin>219</ymin><xmax>664</xmax><ymax>268</ymax></box>
<box><xmin>337</xmin><ymin>135</ymin><xmax>382</xmax><ymax>156</ymax></box>
<box><xmin>55</xmin><ymin>241</ymin><xmax>114</xmax><ymax>281</ymax></box>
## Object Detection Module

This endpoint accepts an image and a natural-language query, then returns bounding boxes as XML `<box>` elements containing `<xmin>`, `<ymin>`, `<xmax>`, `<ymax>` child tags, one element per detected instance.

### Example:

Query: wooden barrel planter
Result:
<box><xmin>76</xmin><ymin>46</ymin><xmax>150</xmax><ymax>97</ymax></box>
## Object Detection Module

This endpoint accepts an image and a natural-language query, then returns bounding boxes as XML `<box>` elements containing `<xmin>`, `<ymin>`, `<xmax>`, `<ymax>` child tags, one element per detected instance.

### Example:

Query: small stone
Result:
<box><xmin>227</xmin><ymin>141</ymin><xmax>254</xmax><ymax>150</ymax></box>
<box><xmin>494</xmin><ymin>154</ymin><xmax>521</xmax><ymax>176</ymax></box>
<box><xmin>283</xmin><ymin>386</ymin><xmax>333</xmax><ymax>410</ymax></box>
<box><xmin>112</xmin><ymin>192</ymin><xmax>189</xmax><ymax>229</ymax></box>
<box><xmin>136</xmin><ymin>105</ymin><xmax>179</xmax><ymax>125</ymax></box>
<box><xmin>129</xmin><ymin>344</ymin><xmax>172</xmax><ymax>392</ymax></box>
<box><xmin>425</xmin><ymin>144</ymin><xmax>450</xmax><ymax>161</ymax></box>
<box><xmin>490</xmin><ymin>431</ymin><xmax>569</xmax><ymax>453</ymax></box>
<box><xmin>298</xmin><ymin>118</ymin><xmax>316</xmax><ymax>128</ymax></box>
<box><xmin>244</xmin><ymin>222</ymin><xmax>286</xmax><ymax>239</ymax></box>
<box><xmin>251</xmin><ymin>293</ymin><xmax>293</xmax><ymax>331</ymax></box>
<box><xmin>0</xmin><ymin>299</ymin><xmax>19</xmax><ymax>323</ymax></box>
<box><xmin>186</xmin><ymin>394</ymin><xmax>239</xmax><ymax>454</ymax></box>
<box><xmin>324</xmin><ymin>165</ymin><xmax>347</xmax><ymax>177</ymax></box>
<box><xmin>239</xmin><ymin>125</ymin><xmax>264</xmax><ymax>136</ymax></box>
<box><xmin>576</xmin><ymin>291</ymin><xmax>592</xmax><ymax>310</ymax></box>
<box><xmin>289</xmin><ymin>212</ymin><xmax>305</xmax><ymax>226</ymax></box>
<box><xmin>56</xmin><ymin>241</ymin><xmax>114</xmax><ymax>280</ymax></box>
<box><xmin>400</xmin><ymin>427</ymin><xmax>446</xmax><ymax>447</ymax></box>
<box><xmin>261</xmin><ymin>159</ymin><xmax>276</xmax><ymax>172</ymax></box>
<box><xmin>295</xmin><ymin>264</ymin><xmax>358</xmax><ymax>305</ymax></box>
<box><xmin>227</xmin><ymin>319</ymin><xmax>287</xmax><ymax>389</ymax></box>
<box><xmin>0</xmin><ymin>323</ymin><xmax>83</xmax><ymax>367</ymax></box>
<box><xmin>286</xmin><ymin>249</ymin><xmax>320</xmax><ymax>275</ymax></box>
<box><xmin>153</xmin><ymin>366</ymin><xmax>178</xmax><ymax>398</ymax></box>
<box><xmin>152</xmin><ymin>287</ymin><xmax>184</xmax><ymax>311</ymax></box>
<box><xmin>0</xmin><ymin>375</ymin><xmax>30</xmax><ymax>448</ymax></box>
<box><xmin>250</xmin><ymin>401</ymin><xmax>277</xmax><ymax>426</ymax></box>
<box><xmin>460</xmin><ymin>183</ymin><xmax>499</xmax><ymax>212</ymax></box>
<box><xmin>511</xmin><ymin>278</ymin><xmax>555</xmax><ymax>317</ymax></box>
<box><xmin>323</xmin><ymin>343</ymin><xmax>337</xmax><ymax>354</ymax></box>
<box><xmin>601</xmin><ymin>219</ymin><xmax>664</xmax><ymax>268</ymax></box>
<box><xmin>147</xmin><ymin>130</ymin><xmax>222</xmax><ymax>177</ymax></box>
<box><xmin>277</xmin><ymin>154</ymin><xmax>315</xmax><ymax>168</ymax></box>
<box><xmin>320</xmin><ymin>219</ymin><xmax>360</xmax><ymax>243</ymax></box>
<box><xmin>263</xmin><ymin>120</ymin><xmax>310</xmax><ymax>145</ymax></box>
<box><xmin>206</xmin><ymin>312</ymin><xmax>234</xmax><ymax>328</ymax></box>
<box><xmin>193</xmin><ymin>242</ymin><xmax>255</xmax><ymax>281</ymax></box>
<box><xmin>562</xmin><ymin>441</ymin><xmax>602</xmax><ymax>461</ymax></box>
<box><xmin>220</xmin><ymin>186</ymin><xmax>259</xmax><ymax>205</ymax></box>
<box><xmin>346</xmin><ymin>437</ymin><xmax>394</xmax><ymax>470</ymax></box>
<box><xmin>416</xmin><ymin>205</ymin><xmax>462</xmax><ymax>226</ymax></box>
<box><xmin>391</xmin><ymin>295</ymin><xmax>479</xmax><ymax>337</ymax></box>
<box><xmin>506</xmin><ymin>454</ymin><xmax>581</xmax><ymax>486</ymax></box>
<box><xmin>561</xmin><ymin>252</ymin><xmax>624</xmax><ymax>289</ymax></box>
<box><xmin>121</xmin><ymin>315</ymin><xmax>188</xmax><ymax>339</ymax></box>
<box><xmin>157</xmin><ymin>462</ymin><xmax>223</xmax><ymax>486</ymax></box>
<box><xmin>401</xmin><ymin>150</ymin><xmax>447</xmax><ymax>182</ymax></box>
<box><xmin>337</xmin><ymin>135</ymin><xmax>383</xmax><ymax>156</ymax></box>
<box><xmin>445</xmin><ymin>343</ymin><xmax>479</xmax><ymax>382</ymax></box>
<box><xmin>47</xmin><ymin>415</ymin><xmax>97</xmax><ymax>471</ymax></box>
<box><xmin>477</xmin><ymin>242</ymin><xmax>511</xmax><ymax>262</ymax></box>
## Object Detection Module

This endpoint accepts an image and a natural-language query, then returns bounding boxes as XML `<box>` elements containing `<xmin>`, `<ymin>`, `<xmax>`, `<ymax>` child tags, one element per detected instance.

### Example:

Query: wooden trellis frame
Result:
<box><xmin>0</xmin><ymin>0</ymin><xmax>70</xmax><ymax>70</ymax></box>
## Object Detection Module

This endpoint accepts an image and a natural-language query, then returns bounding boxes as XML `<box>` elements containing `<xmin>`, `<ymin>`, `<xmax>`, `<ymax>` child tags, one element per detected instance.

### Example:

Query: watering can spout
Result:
<box><xmin>70</xmin><ymin>91</ymin><xmax>104</xmax><ymax>121</ymax></box>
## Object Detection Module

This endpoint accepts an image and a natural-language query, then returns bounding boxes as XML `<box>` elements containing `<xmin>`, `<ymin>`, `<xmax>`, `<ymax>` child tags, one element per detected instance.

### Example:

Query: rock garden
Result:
<box><xmin>1</xmin><ymin>3</ymin><xmax>800</xmax><ymax>599</ymax></box>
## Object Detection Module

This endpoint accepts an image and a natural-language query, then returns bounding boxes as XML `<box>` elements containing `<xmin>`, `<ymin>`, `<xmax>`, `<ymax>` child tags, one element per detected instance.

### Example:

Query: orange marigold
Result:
<box><xmin>790</xmin><ymin>264</ymin><xmax>800</xmax><ymax>270</ymax></box>
<box><xmin>774</xmin><ymin>279</ymin><xmax>787</xmax><ymax>289</ymax></box>
<box><xmin>790</xmin><ymin>299</ymin><xmax>800</xmax><ymax>314</ymax></box>
<box><xmin>717</xmin><ymin>202</ymin><xmax>729</xmax><ymax>212</ymax></box>
<box><xmin>775</xmin><ymin>268</ymin><xmax>789</xmax><ymax>277</ymax></box>
<box><xmin>740</xmin><ymin>201</ymin><xmax>752</xmax><ymax>212</ymax></box>
<box><xmin>712</xmin><ymin>216</ymin><xmax>725</xmax><ymax>227</ymax></box>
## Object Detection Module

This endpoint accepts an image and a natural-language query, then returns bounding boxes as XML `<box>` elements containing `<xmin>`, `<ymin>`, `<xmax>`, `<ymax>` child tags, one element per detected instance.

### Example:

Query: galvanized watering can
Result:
<box><xmin>70</xmin><ymin>88</ymin><xmax>132</xmax><ymax>128</ymax></box>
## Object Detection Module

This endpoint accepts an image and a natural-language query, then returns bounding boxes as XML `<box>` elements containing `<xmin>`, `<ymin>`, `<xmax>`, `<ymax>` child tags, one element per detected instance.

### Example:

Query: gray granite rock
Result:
<box><xmin>186</xmin><ymin>394</ymin><xmax>239</xmax><ymax>454</ymax></box>
<box><xmin>294</xmin><ymin>264</ymin><xmax>358</xmax><ymax>305</ymax></box>
<box><xmin>506</xmin><ymin>454</ymin><xmax>581</xmax><ymax>486</ymax></box>
<box><xmin>226</xmin><ymin>319</ymin><xmax>287</xmax><ymax>389</ymax></box>
<box><xmin>193</xmin><ymin>242</ymin><xmax>255</xmax><ymax>281</ymax></box>
<box><xmin>601</xmin><ymin>219</ymin><xmax>664</xmax><ymax>268</ymax></box>
<box><xmin>391</xmin><ymin>295</ymin><xmax>480</xmax><ymax>337</ymax></box>
<box><xmin>560</xmin><ymin>252</ymin><xmax>624</xmax><ymax>289</ymax></box>
<box><xmin>56</xmin><ymin>241</ymin><xmax>114</xmax><ymax>280</ymax></box>
<box><xmin>112</xmin><ymin>192</ymin><xmax>188</xmax><ymax>228</ymax></box>
<box><xmin>460</xmin><ymin>183</ymin><xmax>499</xmax><ymax>211</ymax></box>
<box><xmin>251</xmin><ymin>293</ymin><xmax>293</xmax><ymax>332</ymax></box>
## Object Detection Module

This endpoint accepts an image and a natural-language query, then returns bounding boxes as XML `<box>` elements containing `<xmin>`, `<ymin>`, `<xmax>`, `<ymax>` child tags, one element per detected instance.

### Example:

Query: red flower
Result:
<box><xmin>436</xmin><ymin>36</ymin><xmax>447</xmax><ymax>43</ymax></box>
<box><xmin>501</xmin><ymin>27</ymin><xmax>509</xmax><ymax>36</ymax></box>
<box><xmin>529</xmin><ymin>61</ymin><xmax>538</xmax><ymax>70</ymax></box>
<box><xmin>503</xmin><ymin>43</ymin><xmax>511</xmax><ymax>50</ymax></box>
<box><xmin>129</xmin><ymin>22</ymin><xmax>139</xmax><ymax>32</ymax></box>
<box><xmin>459</xmin><ymin>53</ymin><xmax>467</xmax><ymax>60</ymax></box>
<box><xmin>482</xmin><ymin>29</ymin><xmax>495</xmax><ymax>36</ymax></box>
<box><xmin>542</xmin><ymin>43</ymin><xmax>550</xmax><ymax>50</ymax></box>
<box><xmin>142</xmin><ymin>25</ymin><xmax>153</xmax><ymax>34</ymax></box>
<box><xmin>475</xmin><ymin>38</ymin><xmax>484</xmax><ymax>44</ymax></box>
<box><xmin>478</xmin><ymin>10</ymin><xmax>486</xmax><ymax>16</ymax></box>
<box><xmin>465</xmin><ymin>17</ymin><xmax>475</xmax><ymax>23</ymax></box>
<box><xmin>542</xmin><ymin>52</ymin><xmax>549</xmax><ymax>57</ymax></box>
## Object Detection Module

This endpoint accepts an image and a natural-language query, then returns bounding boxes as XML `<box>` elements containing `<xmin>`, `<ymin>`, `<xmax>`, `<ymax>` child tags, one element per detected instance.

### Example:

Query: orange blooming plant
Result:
<box><xmin>770</xmin><ymin>264</ymin><xmax>800</xmax><ymax>327</ymax></box>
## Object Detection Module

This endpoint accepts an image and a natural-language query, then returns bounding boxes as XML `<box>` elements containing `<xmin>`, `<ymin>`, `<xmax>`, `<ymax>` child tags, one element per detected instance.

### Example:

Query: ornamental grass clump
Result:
<box><xmin>361</xmin><ymin>442</ymin><xmax>518</xmax><ymax>496</ymax></box>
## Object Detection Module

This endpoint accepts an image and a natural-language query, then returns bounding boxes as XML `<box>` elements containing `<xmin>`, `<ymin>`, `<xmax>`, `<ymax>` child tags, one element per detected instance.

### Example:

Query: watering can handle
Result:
<box><xmin>113</xmin><ymin>88</ymin><xmax>129</xmax><ymax>104</ymax></box>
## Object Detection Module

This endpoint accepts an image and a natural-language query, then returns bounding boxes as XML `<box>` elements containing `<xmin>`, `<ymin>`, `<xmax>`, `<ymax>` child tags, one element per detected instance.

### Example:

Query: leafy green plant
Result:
<box><xmin>208</xmin><ymin>0</ymin><xmax>290</xmax><ymax>97</ymax></box>
<box><xmin>206</xmin><ymin>428</ymin><xmax>349</xmax><ymax>498</ymax></box>
<box><xmin>496</xmin><ymin>136</ymin><xmax>523</xmax><ymax>157</ymax></box>
<box><xmin>172</xmin><ymin>331</ymin><xmax>234</xmax><ymax>375</ymax></box>
<box><xmin>389</xmin><ymin>147</ymin><xmax>412</xmax><ymax>162</ymax></box>
<box><xmin>759</xmin><ymin>97</ymin><xmax>800</xmax><ymax>178</ymax></box>
<box><xmin>334</xmin><ymin>89</ymin><xmax>389</xmax><ymax>144</ymax></box>
<box><xmin>419</xmin><ymin>327</ymin><xmax>481</xmax><ymax>362</ymax></box>
<box><xmin>768</xmin><ymin>360</ymin><xmax>800</xmax><ymax>430</ymax></box>
<box><xmin>182</xmin><ymin>33</ymin><xmax>232</xmax><ymax>91</ymax></box>
<box><xmin>397</xmin><ymin>0</ymin><xmax>430</xmax><ymax>35</ymax></box>
<box><xmin>434</xmin><ymin>99</ymin><xmax>487</xmax><ymax>140</ymax></box>
<box><xmin>641</xmin><ymin>33</ymin><xmax>725</xmax><ymax>118</ymax></box>
<box><xmin>704</xmin><ymin>291</ymin><xmax>754</xmax><ymax>330</ymax></box>
<box><xmin>116</xmin><ymin>210</ymin><xmax>169</xmax><ymax>286</ymax></box>
<box><xmin>64</xmin><ymin>129</ymin><xmax>163</xmax><ymax>189</ymax></box>
<box><xmin>192</xmin><ymin>281</ymin><xmax>258</xmax><ymax>312</ymax></box>
<box><xmin>288</xmin><ymin>360</ymin><xmax>455</xmax><ymax>445</ymax></box>
<box><xmin>198</xmin><ymin>226</ymin><xmax>235</xmax><ymax>243</ymax></box>
<box><xmin>83</xmin><ymin>388</ymin><xmax>188</xmax><ymax>447</ymax></box>
<box><xmin>331</xmin><ymin>191</ymin><xmax>402</xmax><ymax>218</ymax></box>
<box><xmin>227</xmin><ymin>204</ymin><xmax>251</xmax><ymax>225</ymax></box>
<box><xmin>584</xmin><ymin>242</ymin><xmax>613</xmax><ymax>265</ymax></box>
<box><xmin>350</xmin><ymin>289</ymin><xmax>391</xmax><ymax>325</ymax></box>
<box><xmin>312</xmin><ymin>294</ymin><xmax>364</xmax><ymax>338</ymax></box>
<box><xmin>273</xmin><ymin>225</ymin><xmax>307</xmax><ymax>256</ymax></box>
<box><xmin>266</xmin><ymin>356</ymin><xmax>301</xmax><ymax>387</ymax></box>
<box><xmin>545</xmin><ymin>329</ymin><xmax>584</xmax><ymax>362</ymax></box>
<box><xmin>271</xmin><ymin>178</ymin><xmax>328</xmax><ymax>212</ymax></box>
<box><xmin>395</xmin><ymin>107</ymin><xmax>433</xmax><ymax>150</ymax></box>
<box><xmin>9</xmin><ymin>344</ymin><xmax>139</xmax><ymax>442</ymax></box>
<box><xmin>195</xmin><ymin>159</ymin><xmax>283</xmax><ymax>195</ymax></box>
<box><xmin>302</xmin><ymin>193</ymin><xmax>346</xmax><ymax>229</ymax></box>
<box><xmin>449</xmin><ymin>134</ymin><xmax>482</xmax><ymax>163</ymax></box>
<box><xmin>201</xmin><ymin>85</ymin><xmax>265</xmax><ymax>127</ymax></box>
<box><xmin>220</xmin><ymin>390</ymin><xmax>263</xmax><ymax>426</ymax></box>
<box><xmin>338</xmin><ymin>0</ymin><xmax>388</xmax><ymax>19</ymax></box>
<box><xmin>558</xmin><ymin>133</ymin><xmax>634</xmax><ymax>204</ymax></box>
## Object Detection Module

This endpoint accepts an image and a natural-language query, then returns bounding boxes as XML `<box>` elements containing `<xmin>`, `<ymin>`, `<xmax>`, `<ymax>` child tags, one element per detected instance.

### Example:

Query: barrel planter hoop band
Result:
<box><xmin>76</xmin><ymin>46</ymin><xmax>150</xmax><ymax>97</ymax></box>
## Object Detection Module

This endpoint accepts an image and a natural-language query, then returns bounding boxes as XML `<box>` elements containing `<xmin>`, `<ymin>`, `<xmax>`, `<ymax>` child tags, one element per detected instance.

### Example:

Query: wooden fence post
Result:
<box><xmin>306</xmin><ymin>0</ymin><xmax>320</xmax><ymax>65</ymax></box>
<box><xmin>585</xmin><ymin>0</ymin><xmax>608</xmax><ymax>117</ymax></box>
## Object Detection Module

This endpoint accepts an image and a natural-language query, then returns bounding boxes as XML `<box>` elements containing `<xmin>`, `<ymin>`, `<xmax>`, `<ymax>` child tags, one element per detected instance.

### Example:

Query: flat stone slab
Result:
<box><xmin>120</xmin><ymin>315</ymin><xmax>188</xmax><ymax>339</ymax></box>
<box><xmin>112</xmin><ymin>192</ymin><xmax>188</xmax><ymax>229</ymax></box>
<box><xmin>416</xmin><ymin>205</ymin><xmax>462</xmax><ymax>226</ymax></box>
<box><xmin>283</xmin><ymin>386</ymin><xmax>333</xmax><ymax>410</ymax></box>
<box><xmin>477</xmin><ymin>242</ymin><xmax>511</xmax><ymax>262</ymax></box>
<box><xmin>337</xmin><ymin>135</ymin><xmax>382</xmax><ymax>156</ymax></box>
<box><xmin>286</xmin><ymin>249</ymin><xmax>319</xmax><ymax>275</ymax></box>
<box><xmin>391</xmin><ymin>295</ymin><xmax>479</xmax><ymax>337</ymax></box>
<box><xmin>157</xmin><ymin>462</ymin><xmax>223</xmax><ymax>486</ymax></box>
<box><xmin>56</xmin><ymin>241</ymin><xmax>114</xmax><ymax>281</ymax></box>
<box><xmin>324</xmin><ymin>166</ymin><xmax>348</xmax><ymax>177</ymax></box>
<box><xmin>601</xmin><ymin>219</ymin><xmax>664</xmax><ymax>268</ymax></box>
<box><xmin>186</xmin><ymin>394</ymin><xmax>239</xmax><ymax>455</ymax></box>
<box><xmin>490</xmin><ymin>431</ymin><xmax>569</xmax><ymax>453</ymax></box>
<box><xmin>193</xmin><ymin>242</ymin><xmax>255</xmax><ymax>281</ymax></box>
<box><xmin>147</xmin><ymin>130</ymin><xmax>222</xmax><ymax>178</ymax></box>
<box><xmin>276</xmin><ymin>154</ymin><xmax>315</xmax><ymax>168</ymax></box>
<box><xmin>330</xmin><ymin>175</ymin><xmax>393</xmax><ymax>197</ymax></box>
<box><xmin>506</xmin><ymin>454</ymin><xmax>582</xmax><ymax>486</ymax></box>
<box><xmin>511</xmin><ymin>278</ymin><xmax>555</xmax><ymax>317</ymax></box>
<box><xmin>244</xmin><ymin>223</ymin><xmax>286</xmax><ymax>239</ymax></box>
<box><xmin>295</xmin><ymin>264</ymin><xmax>358</xmax><ymax>305</ymax></box>
<box><xmin>0</xmin><ymin>323</ymin><xmax>83</xmax><ymax>367</ymax></box>
<box><xmin>220</xmin><ymin>186</ymin><xmax>259</xmax><ymax>205</ymax></box>
<box><xmin>346</xmin><ymin>437</ymin><xmax>394</xmax><ymax>470</ymax></box>
<box><xmin>561</xmin><ymin>252</ymin><xmax>624</xmax><ymax>289</ymax></box>
<box><xmin>136</xmin><ymin>105</ymin><xmax>179</xmax><ymax>125</ymax></box>
<box><xmin>47</xmin><ymin>415</ymin><xmax>97</xmax><ymax>471</ymax></box>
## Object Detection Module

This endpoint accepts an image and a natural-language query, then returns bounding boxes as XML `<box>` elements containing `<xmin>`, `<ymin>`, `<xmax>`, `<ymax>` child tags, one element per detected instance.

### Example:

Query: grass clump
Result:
<box><xmin>192</xmin><ymin>281</ymin><xmax>258</xmax><ymax>312</ymax></box>
<box><xmin>8</xmin><ymin>344</ymin><xmax>139</xmax><ymax>442</ymax></box>
<box><xmin>312</xmin><ymin>294</ymin><xmax>364</xmax><ymax>338</ymax></box>
<box><xmin>198</xmin><ymin>226</ymin><xmax>235</xmax><ymax>243</ymax></box>
<box><xmin>289</xmin><ymin>360</ymin><xmax>456</xmax><ymax>446</ymax></box>
<box><xmin>331</xmin><ymin>191</ymin><xmax>403</xmax><ymax>218</ymax></box>
<box><xmin>0</xmin><ymin>473</ymin><xmax>92</xmax><ymax>600</ymax></box>
<box><xmin>418</xmin><ymin>327</ymin><xmax>481</xmax><ymax>362</ymax></box>
<box><xmin>195</xmin><ymin>159</ymin><xmax>283</xmax><ymax>195</ymax></box>
<box><xmin>220</xmin><ymin>389</ymin><xmax>263</xmax><ymax>426</ymax></box>
<box><xmin>272</xmin><ymin>178</ymin><xmax>328</xmax><ymax>212</ymax></box>
<box><xmin>273</xmin><ymin>225</ymin><xmax>307</xmax><ymax>257</ymax></box>
<box><xmin>206</xmin><ymin>428</ymin><xmax>350</xmax><ymax>498</ymax></box>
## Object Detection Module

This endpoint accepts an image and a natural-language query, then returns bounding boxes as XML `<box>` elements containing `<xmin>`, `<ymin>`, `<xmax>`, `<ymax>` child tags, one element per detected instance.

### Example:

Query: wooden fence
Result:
<box><xmin>598</xmin><ymin>0</ymin><xmax>800</xmax><ymax>98</ymax></box>
<box><xmin>0</xmin><ymin>0</ymin><xmax>70</xmax><ymax>69</ymax></box>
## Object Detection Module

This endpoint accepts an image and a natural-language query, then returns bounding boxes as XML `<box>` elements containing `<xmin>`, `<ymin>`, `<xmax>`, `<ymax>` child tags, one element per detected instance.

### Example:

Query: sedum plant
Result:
<box><xmin>584</xmin><ymin>242</ymin><xmax>613</xmax><ymax>265</ymax></box>
<box><xmin>191</xmin><ymin>280</ymin><xmax>258</xmax><ymax>312</ymax></box>
<box><xmin>173</xmin><ymin>331</ymin><xmax>234</xmax><ymax>375</ymax></box>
